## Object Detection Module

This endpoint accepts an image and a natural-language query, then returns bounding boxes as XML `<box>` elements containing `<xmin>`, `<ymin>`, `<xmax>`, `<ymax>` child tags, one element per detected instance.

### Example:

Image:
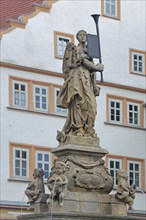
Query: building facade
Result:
<box><xmin>0</xmin><ymin>0</ymin><xmax>146</xmax><ymax>219</ymax></box>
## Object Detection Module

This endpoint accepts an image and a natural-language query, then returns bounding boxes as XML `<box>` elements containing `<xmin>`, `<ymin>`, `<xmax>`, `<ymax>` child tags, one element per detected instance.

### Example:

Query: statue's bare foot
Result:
<box><xmin>56</xmin><ymin>130</ymin><xmax>66</xmax><ymax>142</ymax></box>
<box><xmin>60</xmin><ymin>201</ymin><xmax>64</xmax><ymax>207</ymax></box>
<box><xmin>46</xmin><ymin>198</ymin><xmax>52</xmax><ymax>206</ymax></box>
<box><xmin>129</xmin><ymin>206</ymin><xmax>134</xmax><ymax>211</ymax></box>
<box><xmin>27</xmin><ymin>199</ymin><xmax>33</xmax><ymax>204</ymax></box>
<box><xmin>27</xmin><ymin>206</ymin><xmax>34</xmax><ymax>210</ymax></box>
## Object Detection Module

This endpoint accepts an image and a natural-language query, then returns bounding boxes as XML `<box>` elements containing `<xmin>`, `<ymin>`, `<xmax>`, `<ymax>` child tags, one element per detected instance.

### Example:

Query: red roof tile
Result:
<box><xmin>0</xmin><ymin>0</ymin><xmax>44</xmax><ymax>29</ymax></box>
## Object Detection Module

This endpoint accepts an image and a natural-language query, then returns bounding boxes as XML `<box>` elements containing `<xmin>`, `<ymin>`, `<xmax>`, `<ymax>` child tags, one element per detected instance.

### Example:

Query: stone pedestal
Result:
<box><xmin>18</xmin><ymin>136</ymin><xmax>141</xmax><ymax>220</ymax></box>
<box><xmin>17</xmin><ymin>212</ymin><xmax>144</xmax><ymax>220</ymax></box>
<box><xmin>52</xmin><ymin>136</ymin><xmax>113</xmax><ymax>194</ymax></box>
<box><xmin>30</xmin><ymin>194</ymin><xmax>49</xmax><ymax>214</ymax></box>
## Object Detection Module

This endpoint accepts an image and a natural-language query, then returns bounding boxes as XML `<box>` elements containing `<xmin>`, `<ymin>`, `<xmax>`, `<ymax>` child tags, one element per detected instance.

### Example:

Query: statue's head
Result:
<box><xmin>76</xmin><ymin>30</ymin><xmax>87</xmax><ymax>43</ymax></box>
<box><xmin>117</xmin><ymin>169</ymin><xmax>128</xmax><ymax>181</ymax></box>
<box><xmin>33</xmin><ymin>168</ymin><xmax>44</xmax><ymax>179</ymax></box>
<box><xmin>55</xmin><ymin>161</ymin><xmax>69</xmax><ymax>174</ymax></box>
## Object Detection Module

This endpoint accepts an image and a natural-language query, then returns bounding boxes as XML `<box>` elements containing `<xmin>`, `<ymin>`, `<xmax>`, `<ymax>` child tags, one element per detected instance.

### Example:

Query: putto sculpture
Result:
<box><xmin>115</xmin><ymin>169</ymin><xmax>136</xmax><ymax>211</ymax></box>
<box><xmin>47</xmin><ymin>161</ymin><xmax>69</xmax><ymax>207</ymax></box>
<box><xmin>25</xmin><ymin>168</ymin><xmax>45</xmax><ymax>209</ymax></box>
<box><xmin>56</xmin><ymin>29</ymin><xmax>104</xmax><ymax>142</ymax></box>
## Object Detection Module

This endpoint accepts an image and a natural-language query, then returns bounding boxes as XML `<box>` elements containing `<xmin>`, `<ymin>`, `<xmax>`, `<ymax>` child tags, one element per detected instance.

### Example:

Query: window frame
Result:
<box><xmin>127</xmin><ymin>102</ymin><xmax>140</xmax><ymax>127</ymax></box>
<box><xmin>35</xmin><ymin>150</ymin><xmax>51</xmax><ymax>181</ymax></box>
<box><xmin>106</xmin><ymin>154</ymin><xmax>145</xmax><ymax>190</ymax></box>
<box><xmin>127</xmin><ymin>160</ymin><xmax>141</xmax><ymax>188</ymax></box>
<box><xmin>129</xmin><ymin>48</ymin><xmax>146</xmax><ymax>76</ymax></box>
<box><xmin>12</xmin><ymin>80</ymin><xmax>28</xmax><ymax>109</ymax></box>
<box><xmin>13</xmin><ymin>147</ymin><xmax>29</xmax><ymax>180</ymax></box>
<box><xmin>106</xmin><ymin>94</ymin><xmax>144</xmax><ymax>128</ymax></box>
<box><xmin>10</xmin><ymin>143</ymin><xmax>53</xmax><ymax>181</ymax></box>
<box><xmin>108</xmin><ymin>98</ymin><xmax>123</xmax><ymax>124</ymax></box>
<box><xmin>54</xmin><ymin>87</ymin><xmax>68</xmax><ymax>115</ymax></box>
<box><xmin>33</xmin><ymin>84</ymin><xmax>49</xmax><ymax>113</ymax></box>
<box><xmin>54</xmin><ymin>31</ymin><xmax>74</xmax><ymax>59</ymax></box>
<box><xmin>10</xmin><ymin>76</ymin><xmax>66</xmax><ymax>115</ymax></box>
<box><xmin>108</xmin><ymin>158</ymin><xmax>122</xmax><ymax>186</ymax></box>
<box><xmin>101</xmin><ymin>0</ymin><xmax>121</xmax><ymax>20</ymax></box>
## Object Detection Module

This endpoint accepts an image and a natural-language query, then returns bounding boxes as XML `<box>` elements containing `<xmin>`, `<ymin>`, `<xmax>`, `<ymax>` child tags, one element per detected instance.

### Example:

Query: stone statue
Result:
<box><xmin>47</xmin><ymin>161</ymin><xmax>69</xmax><ymax>207</ymax></box>
<box><xmin>56</xmin><ymin>30</ymin><xmax>104</xmax><ymax>141</ymax></box>
<box><xmin>115</xmin><ymin>169</ymin><xmax>136</xmax><ymax>211</ymax></box>
<box><xmin>25</xmin><ymin>168</ymin><xmax>45</xmax><ymax>209</ymax></box>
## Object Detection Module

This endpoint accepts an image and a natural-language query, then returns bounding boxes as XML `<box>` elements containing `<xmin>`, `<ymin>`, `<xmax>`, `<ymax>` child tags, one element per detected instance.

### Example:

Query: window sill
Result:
<box><xmin>101</xmin><ymin>14</ymin><xmax>120</xmax><ymax>21</ymax></box>
<box><xmin>8</xmin><ymin>178</ymin><xmax>49</xmax><ymax>185</ymax></box>
<box><xmin>130</xmin><ymin>72</ymin><xmax>146</xmax><ymax>77</ymax></box>
<box><xmin>112</xmin><ymin>186</ymin><xmax>146</xmax><ymax>194</ymax></box>
<box><xmin>8</xmin><ymin>178</ymin><xmax>30</xmax><ymax>183</ymax></box>
<box><xmin>104</xmin><ymin>121</ymin><xmax>146</xmax><ymax>131</ymax></box>
<box><xmin>7</xmin><ymin>106</ymin><xmax>67</xmax><ymax>118</ymax></box>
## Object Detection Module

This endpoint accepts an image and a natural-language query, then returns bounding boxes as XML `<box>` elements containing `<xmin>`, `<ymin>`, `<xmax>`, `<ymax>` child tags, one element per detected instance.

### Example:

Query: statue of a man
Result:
<box><xmin>57</xmin><ymin>30</ymin><xmax>104</xmax><ymax>141</ymax></box>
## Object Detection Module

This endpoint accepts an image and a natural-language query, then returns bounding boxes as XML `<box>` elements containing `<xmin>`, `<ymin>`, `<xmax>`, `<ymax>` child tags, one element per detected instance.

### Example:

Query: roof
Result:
<box><xmin>0</xmin><ymin>0</ymin><xmax>44</xmax><ymax>30</ymax></box>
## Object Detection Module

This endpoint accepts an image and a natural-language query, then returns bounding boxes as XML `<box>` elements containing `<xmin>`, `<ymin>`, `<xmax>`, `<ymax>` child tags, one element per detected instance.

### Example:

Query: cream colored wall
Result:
<box><xmin>0</xmin><ymin>0</ymin><xmax>146</xmax><ymax>211</ymax></box>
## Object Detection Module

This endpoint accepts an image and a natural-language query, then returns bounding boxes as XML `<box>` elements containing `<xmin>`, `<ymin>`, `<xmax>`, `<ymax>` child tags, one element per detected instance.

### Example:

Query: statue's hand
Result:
<box><xmin>96</xmin><ymin>63</ymin><xmax>104</xmax><ymax>71</ymax></box>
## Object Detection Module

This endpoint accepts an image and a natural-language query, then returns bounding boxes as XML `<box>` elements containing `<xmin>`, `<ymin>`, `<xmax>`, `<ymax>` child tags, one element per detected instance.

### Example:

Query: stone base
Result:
<box><xmin>18</xmin><ymin>212</ymin><xmax>144</xmax><ymax>220</ymax></box>
<box><xmin>52</xmin><ymin>138</ymin><xmax>108</xmax><ymax>163</ymax></box>
<box><xmin>60</xmin><ymin>135</ymin><xmax>100</xmax><ymax>147</ymax></box>
<box><xmin>49</xmin><ymin>192</ymin><xmax>127</xmax><ymax>216</ymax></box>
<box><xmin>18</xmin><ymin>192</ymin><xmax>131</xmax><ymax>220</ymax></box>
<box><xmin>27</xmin><ymin>194</ymin><xmax>49</xmax><ymax>214</ymax></box>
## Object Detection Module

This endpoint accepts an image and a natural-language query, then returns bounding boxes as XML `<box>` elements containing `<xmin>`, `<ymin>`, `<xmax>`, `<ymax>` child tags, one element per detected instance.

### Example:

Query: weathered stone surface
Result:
<box><xmin>46</xmin><ymin>192</ymin><xmax>127</xmax><ymax>216</ymax></box>
<box><xmin>18</xmin><ymin>212</ymin><xmax>145</xmax><ymax>220</ymax></box>
<box><xmin>51</xmin><ymin>142</ymin><xmax>113</xmax><ymax>193</ymax></box>
<box><xmin>56</xmin><ymin>30</ymin><xmax>104</xmax><ymax>140</ymax></box>
<box><xmin>59</xmin><ymin>135</ymin><xmax>100</xmax><ymax>147</ymax></box>
<box><xmin>33</xmin><ymin>194</ymin><xmax>49</xmax><ymax>213</ymax></box>
<box><xmin>46</xmin><ymin>161</ymin><xmax>69</xmax><ymax>207</ymax></box>
<box><xmin>115</xmin><ymin>169</ymin><xmax>136</xmax><ymax>211</ymax></box>
<box><xmin>52</xmin><ymin>142</ymin><xmax>108</xmax><ymax>163</ymax></box>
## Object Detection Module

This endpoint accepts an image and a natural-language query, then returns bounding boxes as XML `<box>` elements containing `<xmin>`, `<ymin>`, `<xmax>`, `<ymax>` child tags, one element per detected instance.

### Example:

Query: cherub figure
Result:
<box><xmin>115</xmin><ymin>169</ymin><xmax>136</xmax><ymax>211</ymax></box>
<box><xmin>47</xmin><ymin>161</ymin><xmax>68</xmax><ymax>207</ymax></box>
<box><xmin>25</xmin><ymin>168</ymin><xmax>45</xmax><ymax>208</ymax></box>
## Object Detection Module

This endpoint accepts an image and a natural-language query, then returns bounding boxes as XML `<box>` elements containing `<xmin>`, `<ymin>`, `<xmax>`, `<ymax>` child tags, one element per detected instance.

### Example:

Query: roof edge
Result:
<box><xmin>0</xmin><ymin>0</ymin><xmax>58</xmax><ymax>38</ymax></box>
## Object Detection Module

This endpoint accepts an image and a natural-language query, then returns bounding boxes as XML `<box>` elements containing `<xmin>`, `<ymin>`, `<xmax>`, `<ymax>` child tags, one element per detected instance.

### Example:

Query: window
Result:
<box><xmin>108</xmin><ymin>158</ymin><xmax>122</xmax><ymax>186</ymax></box>
<box><xmin>128</xmin><ymin>161</ymin><xmax>141</xmax><ymax>188</ymax></box>
<box><xmin>36</xmin><ymin>151</ymin><xmax>51</xmax><ymax>180</ymax></box>
<box><xmin>54</xmin><ymin>88</ymin><xmax>67</xmax><ymax>115</ymax></box>
<box><xmin>109</xmin><ymin>99</ymin><xmax>122</xmax><ymax>123</ymax></box>
<box><xmin>54</xmin><ymin>31</ymin><xmax>74</xmax><ymax>59</ymax></box>
<box><xmin>12</xmin><ymin>80</ymin><xmax>28</xmax><ymax>109</ymax></box>
<box><xmin>107</xmin><ymin>95</ymin><xmax>144</xmax><ymax>128</ymax></box>
<box><xmin>13</xmin><ymin>147</ymin><xmax>29</xmax><ymax>179</ymax></box>
<box><xmin>10</xmin><ymin>143</ymin><xmax>52</xmax><ymax>181</ymax></box>
<box><xmin>130</xmin><ymin>49</ymin><xmax>146</xmax><ymax>75</ymax></box>
<box><xmin>127</xmin><ymin>102</ymin><xmax>140</xmax><ymax>126</ymax></box>
<box><xmin>106</xmin><ymin>154</ymin><xmax>145</xmax><ymax>190</ymax></box>
<box><xmin>33</xmin><ymin>85</ymin><xmax>48</xmax><ymax>112</ymax></box>
<box><xmin>10</xmin><ymin>77</ymin><xmax>67</xmax><ymax>115</ymax></box>
<box><xmin>101</xmin><ymin>0</ymin><xmax>120</xmax><ymax>20</ymax></box>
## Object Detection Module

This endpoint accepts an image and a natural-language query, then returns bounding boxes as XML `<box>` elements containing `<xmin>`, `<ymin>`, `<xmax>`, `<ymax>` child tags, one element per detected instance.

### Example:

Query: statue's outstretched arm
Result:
<box><xmin>83</xmin><ymin>59</ymin><xmax>104</xmax><ymax>72</ymax></box>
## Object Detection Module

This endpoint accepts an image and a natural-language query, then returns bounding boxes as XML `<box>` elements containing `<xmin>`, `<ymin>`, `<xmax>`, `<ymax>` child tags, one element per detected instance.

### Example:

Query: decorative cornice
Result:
<box><xmin>0</xmin><ymin>0</ymin><xmax>58</xmax><ymax>38</ymax></box>
<box><xmin>0</xmin><ymin>62</ymin><xmax>145</xmax><ymax>94</ymax></box>
<box><xmin>0</xmin><ymin>62</ymin><xmax>63</xmax><ymax>78</ymax></box>
<box><xmin>97</xmin><ymin>80</ymin><xmax>146</xmax><ymax>94</ymax></box>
